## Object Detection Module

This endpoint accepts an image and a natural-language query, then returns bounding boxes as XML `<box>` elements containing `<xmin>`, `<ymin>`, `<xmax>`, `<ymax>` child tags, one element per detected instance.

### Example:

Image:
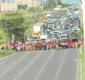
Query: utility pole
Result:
<box><xmin>5</xmin><ymin>21</ymin><xmax>9</xmax><ymax>44</ymax></box>
<box><xmin>81</xmin><ymin>0</ymin><xmax>85</xmax><ymax>56</ymax></box>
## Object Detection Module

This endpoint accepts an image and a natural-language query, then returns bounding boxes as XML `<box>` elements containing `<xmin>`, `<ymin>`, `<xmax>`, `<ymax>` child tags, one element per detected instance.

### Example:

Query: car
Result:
<box><xmin>70</xmin><ymin>32</ymin><xmax>81</xmax><ymax>48</ymax></box>
<box><xmin>50</xmin><ymin>33</ymin><xmax>60</xmax><ymax>40</ymax></box>
<box><xmin>27</xmin><ymin>39</ymin><xmax>32</xmax><ymax>43</ymax></box>
<box><xmin>50</xmin><ymin>30</ymin><xmax>61</xmax><ymax>34</ymax></box>
<box><xmin>72</xmin><ymin>27</ymin><xmax>79</xmax><ymax>32</ymax></box>
<box><xmin>71</xmin><ymin>32</ymin><xmax>78</xmax><ymax>40</ymax></box>
<box><xmin>39</xmin><ymin>33</ymin><xmax>48</xmax><ymax>40</ymax></box>
<box><xmin>60</xmin><ymin>34</ymin><xmax>68</xmax><ymax>40</ymax></box>
<box><xmin>47</xmin><ymin>23</ymin><xmax>54</xmax><ymax>29</ymax></box>
<box><xmin>58</xmin><ymin>39</ymin><xmax>69</xmax><ymax>48</ymax></box>
<box><xmin>45</xmin><ymin>29</ymin><xmax>52</xmax><ymax>34</ymax></box>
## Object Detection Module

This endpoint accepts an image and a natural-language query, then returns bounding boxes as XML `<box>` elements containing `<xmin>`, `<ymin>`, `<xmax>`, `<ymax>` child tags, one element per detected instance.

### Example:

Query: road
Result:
<box><xmin>0</xmin><ymin>49</ymin><xmax>78</xmax><ymax>80</ymax></box>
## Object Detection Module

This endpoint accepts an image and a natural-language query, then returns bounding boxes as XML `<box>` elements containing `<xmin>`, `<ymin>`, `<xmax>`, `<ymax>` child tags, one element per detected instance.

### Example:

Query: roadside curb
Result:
<box><xmin>0</xmin><ymin>51</ymin><xmax>30</xmax><ymax>61</ymax></box>
<box><xmin>0</xmin><ymin>52</ymin><xmax>17</xmax><ymax>61</ymax></box>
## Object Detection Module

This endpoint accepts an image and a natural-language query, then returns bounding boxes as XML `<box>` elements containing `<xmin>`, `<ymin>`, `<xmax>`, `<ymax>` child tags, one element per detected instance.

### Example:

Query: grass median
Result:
<box><xmin>0</xmin><ymin>49</ymin><xmax>16</xmax><ymax>58</ymax></box>
<box><xmin>80</xmin><ymin>46</ymin><xmax>85</xmax><ymax>80</ymax></box>
<box><xmin>82</xmin><ymin>56</ymin><xmax>85</xmax><ymax>80</ymax></box>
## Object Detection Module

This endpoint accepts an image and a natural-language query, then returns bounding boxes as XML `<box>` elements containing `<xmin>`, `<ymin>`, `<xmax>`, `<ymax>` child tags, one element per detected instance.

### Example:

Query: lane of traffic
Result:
<box><xmin>14</xmin><ymin>50</ymin><xmax>54</xmax><ymax>80</ymax></box>
<box><xmin>55</xmin><ymin>49</ymin><xmax>78</xmax><ymax>80</ymax></box>
<box><xmin>0</xmin><ymin>51</ymin><xmax>29</xmax><ymax>65</ymax></box>
<box><xmin>0</xmin><ymin>51</ymin><xmax>43</xmax><ymax>79</ymax></box>
<box><xmin>34</xmin><ymin>49</ymin><xmax>67</xmax><ymax>80</ymax></box>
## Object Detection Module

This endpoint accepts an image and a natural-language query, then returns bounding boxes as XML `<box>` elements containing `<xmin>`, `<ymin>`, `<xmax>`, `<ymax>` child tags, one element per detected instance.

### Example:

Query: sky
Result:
<box><xmin>61</xmin><ymin>0</ymin><xmax>81</xmax><ymax>4</ymax></box>
<box><xmin>0</xmin><ymin>0</ymin><xmax>81</xmax><ymax>4</ymax></box>
<box><xmin>41</xmin><ymin>0</ymin><xmax>81</xmax><ymax>4</ymax></box>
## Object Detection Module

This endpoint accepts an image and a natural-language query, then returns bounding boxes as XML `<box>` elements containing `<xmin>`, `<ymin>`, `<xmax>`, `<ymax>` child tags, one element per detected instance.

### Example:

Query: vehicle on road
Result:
<box><xmin>39</xmin><ymin>32</ymin><xmax>48</xmax><ymax>40</ymax></box>
<box><xmin>58</xmin><ymin>39</ymin><xmax>69</xmax><ymax>49</ymax></box>
<box><xmin>58</xmin><ymin>34</ymin><xmax>69</xmax><ymax>48</ymax></box>
<box><xmin>70</xmin><ymin>32</ymin><xmax>81</xmax><ymax>48</ymax></box>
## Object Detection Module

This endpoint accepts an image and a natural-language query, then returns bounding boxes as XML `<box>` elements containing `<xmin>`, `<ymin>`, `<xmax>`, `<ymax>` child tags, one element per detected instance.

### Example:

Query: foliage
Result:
<box><xmin>0</xmin><ymin>12</ymin><xmax>28</xmax><ymax>41</ymax></box>
<box><xmin>44</xmin><ymin>0</ymin><xmax>70</xmax><ymax>9</ymax></box>
<box><xmin>77</xmin><ymin>26</ymin><xmax>84</xmax><ymax>39</ymax></box>
<box><xmin>45</xmin><ymin>0</ymin><xmax>57</xmax><ymax>9</ymax></box>
<box><xmin>0</xmin><ymin>28</ymin><xmax>6</xmax><ymax>42</ymax></box>
<box><xmin>0</xmin><ymin>7</ymin><xmax>42</xmax><ymax>42</ymax></box>
<box><xmin>82</xmin><ymin>58</ymin><xmax>85</xmax><ymax>80</ymax></box>
<box><xmin>28</xmin><ymin>7</ymin><xmax>36</xmax><ymax>12</ymax></box>
<box><xmin>0</xmin><ymin>49</ymin><xmax>16</xmax><ymax>57</ymax></box>
<box><xmin>80</xmin><ymin>26</ymin><xmax>84</xmax><ymax>34</ymax></box>
<box><xmin>57</xmin><ymin>0</ymin><xmax>62</xmax><ymax>5</ymax></box>
<box><xmin>80</xmin><ymin>46</ymin><xmax>85</xmax><ymax>80</ymax></box>
<box><xmin>62</xmin><ymin>3</ymin><xmax>70</xmax><ymax>7</ymax></box>
<box><xmin>18</xmin><ymin>5</ymin><xmax>28</xmax><ymax>10</ymax></box>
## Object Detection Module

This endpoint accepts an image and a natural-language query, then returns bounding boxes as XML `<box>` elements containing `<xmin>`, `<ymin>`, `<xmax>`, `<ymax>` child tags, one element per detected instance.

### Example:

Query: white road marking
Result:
<box><xmin>34</xmin><ymin>50</ymin><xmax>55</xmax><ymax>80</ymax></box>
<box><xmin>0</xmin><ymin>51</ymin><xmax>31</xmax><ymax>79</ymax></box>
<box><xmin>74</xmin><ymin>59</ymin><xmax>77</xmax><ymax>62</ymax></box>
<box><xmin>14</xmin><ymin>51</ymin><xmax>43</xmax><ymax>80</ymax></box>
<box><xmin>54</xmin><ymin>52</ymin><xmax>66</xmax><ymax>80</ymax></box>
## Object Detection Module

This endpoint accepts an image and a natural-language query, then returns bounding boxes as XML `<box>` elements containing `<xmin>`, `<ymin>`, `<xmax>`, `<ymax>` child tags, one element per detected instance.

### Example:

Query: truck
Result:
<box><xmin>32</xmin><ymin>23</ymin><xmax>43</xmax><ymax>40</ymax></box>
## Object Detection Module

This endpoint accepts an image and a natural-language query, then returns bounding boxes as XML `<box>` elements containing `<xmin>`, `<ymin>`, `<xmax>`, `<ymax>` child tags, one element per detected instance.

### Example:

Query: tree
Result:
<box><xmin>45</xmin><ymin>0</ymin><xmax>57</xmax><ymax>9</ymax></box>
<box><xmin>0</xmin><ymin>12</ymin><xmax>27</xmax><ymax>41</ymax></box>
<box><xmin>18</xmin><ymin>5</ymin><xmax>28</xmax><ymax>10</ymax></box>
<box><xmin>0</xmin><ymin>8</ymin><xmax>38</xmax><ymax>42</ymax></box>
<box><xmin>57</xmin><ymin>0</ymin><xmax>62</xmax><ymax>5</ymax></box>
<box><xmin>62</xmin><ymin>3</ymin><xmax>70</xmax><ymax>7</ymax></box>
<box><xmin>0</xmin><ymin>28</ymin><xmax>6</xmax><ymax>42</ymax></box>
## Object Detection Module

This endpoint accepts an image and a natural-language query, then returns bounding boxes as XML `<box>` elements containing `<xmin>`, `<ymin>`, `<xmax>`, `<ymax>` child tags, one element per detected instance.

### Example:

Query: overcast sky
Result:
<box><xmin>0</xmin><ymin>0</ymin><xmax>81</xmax><ymax>4</ymax></box>
<box><xmin>41</xmin><ymin>0</ymin><xmax>81</xmax><ymax>4</ymax></box>
<box><xmin>61</xmin><ymin>0</ymin><xmax>81</xmax><ymax>4</ymax></box>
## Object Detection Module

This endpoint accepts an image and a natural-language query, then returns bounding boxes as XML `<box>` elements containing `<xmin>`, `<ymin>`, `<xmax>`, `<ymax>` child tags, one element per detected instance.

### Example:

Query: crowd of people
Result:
<box><xmin>0</xmin><ymin>38</ymin><xmax>81</xmax><ymax>52</ymax></box>
<box><xmin>0</xmin><ymin>40</ymin><xmax>59</xmax><ymax>51</ymax></box>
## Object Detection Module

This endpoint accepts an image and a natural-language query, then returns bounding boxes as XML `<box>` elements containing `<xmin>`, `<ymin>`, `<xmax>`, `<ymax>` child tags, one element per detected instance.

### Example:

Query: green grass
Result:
<box><xmin>0</xmin><ymin>49</ymin><xmax>16</xmax><ymax>58</ymax></box>
<box><xmin>80</xmin><ymin>46</ymin><xmax>85</xmax><ymax>80</ymax></box>
<box><xmin>82</xmin><ymin>56</ymin><xmax>85</xmax><ymax>80</ymax></box>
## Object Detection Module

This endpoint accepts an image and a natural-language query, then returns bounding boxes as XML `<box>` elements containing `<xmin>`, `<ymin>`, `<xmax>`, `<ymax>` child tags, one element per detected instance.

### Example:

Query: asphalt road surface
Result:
<box><xmin>0</xmin><ymin>49</ymin><xmax>78</xmax><ymax>80</ymax></box>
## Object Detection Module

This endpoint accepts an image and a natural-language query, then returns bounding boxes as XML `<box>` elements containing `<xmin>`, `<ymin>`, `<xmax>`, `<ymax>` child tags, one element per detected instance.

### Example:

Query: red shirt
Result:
<box><xmin>11</xmin><ymin>42</ymin><xmax>15</xmax><ymax>47</ymax></box>
<box><xmin>47</xmin><ymin>42</ymin><xmax>50</xmax><ymax>46</ymax></box>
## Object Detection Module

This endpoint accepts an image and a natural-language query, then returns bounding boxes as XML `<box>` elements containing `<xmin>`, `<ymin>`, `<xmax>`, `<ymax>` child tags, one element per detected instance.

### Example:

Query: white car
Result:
<box><xmin>60</xmin><ymin>34</ymin><xmax>68</xmax><ymax>40</ymax></box>
<box><xmin>39</xmin><ymin>33</ymin><xmax>48</xmax><ymax>40</ymax></box>
<box><xmin>72</xmin><ymin>27</ymin><xmax>80</xmax><ymax>32</ymax></box>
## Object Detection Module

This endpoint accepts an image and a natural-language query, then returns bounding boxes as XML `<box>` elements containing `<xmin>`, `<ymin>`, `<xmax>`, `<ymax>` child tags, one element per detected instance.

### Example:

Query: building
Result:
<box><xmin>0</xmin><ymin>3</ymin><xmax>17</xmax><ymax>12</ymax></box>
<box><xmin>14</xmin><ymin>0</ymin><xmax>40</xmax><ymax>7</ymax></box>
<box><xmin>0</xmin><ymin>0</ymin><xmax>40</xmax><ymax>12</ymax></box>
